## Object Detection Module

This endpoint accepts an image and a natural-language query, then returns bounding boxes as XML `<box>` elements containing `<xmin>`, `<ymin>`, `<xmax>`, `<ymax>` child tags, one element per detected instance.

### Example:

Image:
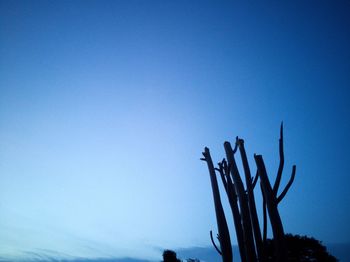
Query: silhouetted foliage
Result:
<box><xmin>264</xmin><ymin>234</ymin><xmax>338</xmax><ymax>261</ymax></box>
<box><xmin>162</xmin><ymin>250</ymin><xmax>181</xmax><ymax>262</ymax></box>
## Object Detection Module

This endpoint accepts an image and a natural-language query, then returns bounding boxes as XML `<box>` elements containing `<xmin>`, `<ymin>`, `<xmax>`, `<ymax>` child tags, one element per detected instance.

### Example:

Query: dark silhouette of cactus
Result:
<box><xmin>201</xmin><ymin>147</ymin><xmax>233</xmax><ymax>262</ymax></box>
<box><xmin>202</xmin><ymin>123</ymin><xmax>296</xmax><ymax>262</ymax></box>
<box><xmin>224</xmin><ymin>142</ymin><xmax>257</xmax><ymax>262</ymax></box>
<box><xmin>216</xmin><ymin>158</ymin><xmax>246</xmax><ymax>262</ymax></box>
<box><xmin>254</xmin><ymin>124</ymin><xmax>296</xmax><ymax>261</ymax></box>
<box><xmin>237</xmin><ymin>138</ymin><xmax>263</xmax><ymax>260</ymax></box>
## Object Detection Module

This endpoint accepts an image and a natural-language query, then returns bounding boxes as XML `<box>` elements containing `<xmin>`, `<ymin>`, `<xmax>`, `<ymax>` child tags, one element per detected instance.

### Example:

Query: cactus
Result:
<box><xmin>202</xmin><ymin>123</ymin><xmax>296</xmax><ymax>262</ymax></box>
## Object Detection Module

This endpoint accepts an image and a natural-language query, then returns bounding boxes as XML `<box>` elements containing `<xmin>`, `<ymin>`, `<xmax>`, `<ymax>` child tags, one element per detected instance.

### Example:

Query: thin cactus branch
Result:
<box><xmin>210</xmin><ymin>230</ymin><xmax>223</xmax><ymax>255</ymax></box>
<box><xmin>252</xmin><ymin>171</ymin><xmax>259</xmax><ymax>190</ymax></box>
<box><xmin>232</xmin><ymin>138</ymin><xmax>238</xmax><ymax>154</ymax></box>
<box><xmin>217</xmin><ymin>160</ymin><xmax>228</xmax><ymax>191</ymax></box>
<box><xmin>273</xmin><ymin>122</ymin><xmax>284</xmax><ymax>196</ymax></box>
<box><xmin>277</xmin><ymin>165</ymin><xmax>296</xmax><ymax>204</ymax></box>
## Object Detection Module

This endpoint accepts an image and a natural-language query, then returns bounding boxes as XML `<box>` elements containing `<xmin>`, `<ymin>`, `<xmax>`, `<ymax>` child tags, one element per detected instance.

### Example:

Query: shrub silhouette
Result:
<box><xmin>162</xmin><ymin>250</ymin><xmax>181</xmax><ymax>262</ymax></box>
<box><xmin>264</xmin><ymin>234</ymin><xmax>338</xmax><ymax>261</ymax></box>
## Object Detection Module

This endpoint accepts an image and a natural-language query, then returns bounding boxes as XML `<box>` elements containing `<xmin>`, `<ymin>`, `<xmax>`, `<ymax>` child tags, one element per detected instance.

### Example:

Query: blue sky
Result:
<box><xmin>1</xmin><ymin>0</ymin><xmax>350</xmax><ymax>261</ymax></box>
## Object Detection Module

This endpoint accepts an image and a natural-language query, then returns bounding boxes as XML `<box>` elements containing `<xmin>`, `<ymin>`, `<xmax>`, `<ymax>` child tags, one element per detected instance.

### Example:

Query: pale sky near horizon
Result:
<box><xmin>1</xmin><ymin>0</ymin><xmax>350</xmax><ymax>261</ymax></box>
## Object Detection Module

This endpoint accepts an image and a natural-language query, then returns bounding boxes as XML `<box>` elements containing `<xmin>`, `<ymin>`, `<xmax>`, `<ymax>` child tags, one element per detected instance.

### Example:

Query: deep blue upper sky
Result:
<box><xmin>1</xmin><ymin>0</ymin><xmax>350</xmax><ymax>261</ymax></box>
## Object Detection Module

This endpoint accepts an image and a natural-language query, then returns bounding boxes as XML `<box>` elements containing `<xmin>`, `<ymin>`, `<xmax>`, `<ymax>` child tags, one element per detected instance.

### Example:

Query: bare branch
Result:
<box><xmin>210</xmin><ymin>230</ymin><xmax>222</xmax><ymax>255</ymax></box>
<box><xmin>277</xmin><ymin>165</ymin><xmax>296</xmax><ymax>203</ymax></box>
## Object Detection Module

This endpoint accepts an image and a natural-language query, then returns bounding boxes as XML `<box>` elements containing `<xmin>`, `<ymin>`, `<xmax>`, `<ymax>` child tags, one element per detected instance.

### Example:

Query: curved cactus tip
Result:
<box><xmin>210</xmin><ymin>230</ymin><xmax>222</xmax><ymax>256</ymax></box>
<box><xmin>202</xmin><ymin>147</ymin><xmax>210</xmax><ymax>156</ymax></box>
<box><xmin>201</xmin><ymin>148</ymin><xmax>210</xmax><ymax>161</ymax></box>
<box><xmin>235</xmin><ymin>137</ymin><xmax>240</xmax><ymax>145</ymax></box>
<box><xmin>277</xmin><ymin>165</ymin><xmax>296</xmax><ymax>203</ymax></box>
<box><xmin>280</xmin><ymin>122</ymin><xmax>284</xmax><ymax>137</ymax></box>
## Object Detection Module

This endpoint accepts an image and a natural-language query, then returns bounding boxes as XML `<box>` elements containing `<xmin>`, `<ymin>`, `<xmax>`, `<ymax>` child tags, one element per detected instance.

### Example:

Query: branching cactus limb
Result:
<box><xmin>201</xmin><ymin>147</ymin><xmax>233</xmax><ymax>262</ymax></box>
<box><xmin>277</xmin><ymin>165</ymin><xmax>296</xmax><ymax>204</ymax></box>
<box><xmin>251</xmin><ymin>171</ymin><xmax>259</xmax><ymax>190</ymax></box>
<box><xmin>217</xmin><ymin>160</ymin><xmax>247</xmax><ymax>262</ymax></box>
<box><xmin>272</xmin><ymin>123</ymin><xmax>297</xmax><ymax>201</ymax></box>
<box><xmin>224</xmin><ymin>142</ymin><xmax>257</xmax><ymax>262</ymax></box>
<box><xmin>254</xmin><ymin>154</ymin><xmax>287</xmax><ymax>262</ymax></box>
<box><xmin>237</xmin><ymin>138</ymin><xmax>263</xmax><ymax>261</ymax></box>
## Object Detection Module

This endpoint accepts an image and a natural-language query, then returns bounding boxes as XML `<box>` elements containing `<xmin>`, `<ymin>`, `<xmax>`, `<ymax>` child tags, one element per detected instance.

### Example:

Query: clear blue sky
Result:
<box><xmin>1</xmin><ymin>0</ymin><xmax>350</xmax><ymax>261</ymax></box>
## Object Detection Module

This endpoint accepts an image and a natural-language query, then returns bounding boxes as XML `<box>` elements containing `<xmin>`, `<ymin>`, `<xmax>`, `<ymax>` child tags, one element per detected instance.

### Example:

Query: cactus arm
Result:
<box><xmin>222</xmin><ymin>159</ymin><xmax>247</xmax><ymax>262</ymax></box>
<box><xmin>277</xmin><ymin>165</ymin><xmax>296</xmax><ymax>204</ymax></box>
<box><xmin>202</xmin><ymin>147</ymin><xmax>233</xmax><ymax>262</ymax></box>
<box><xmin>224</xmin><ymin>142</ymin><xmax>257</xmax><ymax>262</ymax></box>
<box><xmin>273</xmin><ymin>122</ymin><xmax>284</xmax><ymax>196</ymax></box>
<box><xmin>237</xmin><ymin>138</ymin><xmax>263</xmax><ymax>261</ymax></box>
<box><xmin>261</xmin><ymin>182</ymin><xmax>268</xmax><ymax>244</ymax></box>
<box><xmin>255</xmin><ymin>154</ymin><xmax>287</xmax><ymax>262</ymax></box>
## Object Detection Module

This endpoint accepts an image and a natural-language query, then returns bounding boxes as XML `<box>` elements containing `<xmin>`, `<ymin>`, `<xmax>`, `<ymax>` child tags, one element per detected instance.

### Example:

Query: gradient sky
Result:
<box><xmin>1</xmin><ymin>0</ymin><xmax>350</xmax><ymax>261</ymax></box>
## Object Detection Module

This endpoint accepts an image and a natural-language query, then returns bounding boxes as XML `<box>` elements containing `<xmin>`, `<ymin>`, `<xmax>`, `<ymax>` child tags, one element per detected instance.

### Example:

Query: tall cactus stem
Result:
<box><xmin>237</xmin><ymin>138</ymin><xmax>263</xmax><ymax>261</ymax></box>
<box><xmin>224</xmin><ymin>142</ymin><xmax>257</xmax><ymax>262</ymax></box>
<box><xmin>202</xmin><ymin>148</ymin><xmax>233</xmax><ymax>262</ymax></box>
<box><xmin>254</xmin><ymin>154</ymin><xmax>287</xmax><ymax>262</ymax></box>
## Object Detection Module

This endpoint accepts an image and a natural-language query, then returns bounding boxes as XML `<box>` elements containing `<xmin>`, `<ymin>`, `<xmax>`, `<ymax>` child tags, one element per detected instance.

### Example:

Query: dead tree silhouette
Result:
<box><xmin>201</xmin><ymin>123</ymin><xmax>296</xmax><ymax>262</ymax></box>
